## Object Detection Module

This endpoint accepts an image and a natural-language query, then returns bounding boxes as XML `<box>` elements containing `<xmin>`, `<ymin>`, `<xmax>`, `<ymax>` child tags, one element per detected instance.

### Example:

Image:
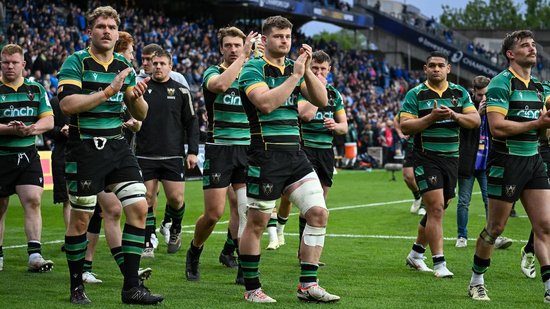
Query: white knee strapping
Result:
<box><xmin>69</xmin><ymin>194</ymin><xmax>97</xmax><ymax>212</ymax></box>
<box><xmin>247</xmin><ymin>197</ymin><xmax>276</xmax><ymax>214</ymax></box>
<box><xmin>236</xmin><ymin>187</ymin><xmax>248</xmax><ymax>238</ymax></box>
<box><xmin>112</xmin><ymin>181</ymin><xmax>146</xmax><ymax>207</ymax></box>
<box><xmin>303</xmin><ymin>224</ymin><xmax>326</xmax><ymax>247</ymax></box>
<box><xmin>288</xmin><ymin>173</ymin><xmax>326</xmax><ymax>215</ymax></box>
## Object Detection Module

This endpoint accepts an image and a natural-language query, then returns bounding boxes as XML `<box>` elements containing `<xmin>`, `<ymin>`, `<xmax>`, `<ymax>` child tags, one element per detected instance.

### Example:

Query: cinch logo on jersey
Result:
<box><xmin>92</xmin><ymin>89</ymin><xmax>124</xmax><ymax>102</ymax></box>
<box><xmin>282</xmin><ymin>94</ymin><xmax>296</xmax><ymax>107</ymax></box>
<box><xmin>313</xmin><ymin>110</ymin><xmax>334</xmax><ymax>120</ymax></box>
<box><xmin>517</xmin><ymin>105</ymin><xmax>540</xmax><ymax>119</ymax></box>
<box><xmin>3</xmin><ymin>105</ymin><xmax>35</xmax><ymax>117</ymax></box>
<box><xmin>223</xmin><ymin>92</ymin><xmax>241</xmax><ymax>105</ymax></box>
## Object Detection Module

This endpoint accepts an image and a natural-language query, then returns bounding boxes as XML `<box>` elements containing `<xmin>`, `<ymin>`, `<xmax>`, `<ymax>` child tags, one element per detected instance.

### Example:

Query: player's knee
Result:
<box><xmin>303</xmin><ymin>224</ymin><xmax>326</xmax><ymax>247</ymax></box>
<box><xmin>166</xmin><ymin>194</ymin><xmax>184</xmax><ymax>208</ymax></box>
<box><xmin>112</xmin><ymin>181</ymin><xmax>146</xmax><ymax>207</ymax></box>
<box><xmin>70</xmin><ymin>211</ymin><xmax>93</xmax><ymax>233</ymax></box>
<box><xmin>21</xmin><ymin>196</ymin><xmax>41</xmax><ymax>210</ymax></box>
<box><xmin>486</xmin><ymin>221</ymin><xmax>505</xmax><ymax>237</ymax></box>
<box><xmin>289</xmin><ymin>177</ymin><xmax>326</xmax><ymax>215</ymax></box>
<box><xmin>480</xmin><ymin>227</ymin><xmax>497</xmax><ymax>245</ymax></box>
<box><xmin>304</xmin><ymin>206</ymin><xmax>329</xmax><ymax>226</ymax></box>
<box><xmin>205</xmin><ymin>207</ymin><xmax>224</xmax><ymax>224</ymax></box>
<box><xmin>534</xmin><ymin>220</ymin><xmax>550</xmax><ymax>237</ymax></box>
<box><xmin>102</xmin><ymin>205</ymin><xmax>121</xmax><ymax>221</ymax></box>
<box><xmin>145</xmin><ymin>191</ymin><xmax>156</xmax><ymax>206</ymax></box>
<box><xmin>427</xmin><ymin>204</ymin><xmax>444</xmax><ymax>219</ymax></box>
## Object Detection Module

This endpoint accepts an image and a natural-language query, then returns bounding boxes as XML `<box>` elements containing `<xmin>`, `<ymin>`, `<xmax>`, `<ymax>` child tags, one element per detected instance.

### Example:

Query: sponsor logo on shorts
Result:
<box><xmin>262</xmin><ymin>183</ymin><xmax>274</xmax><ymax>195</ymax></box>
<box><xmin>212</xmin><ymin>173</ymin><xmax>221</xmax><ymax>184</ymax></box>
<box><xmin>505</xmin><ymin>185</ymin><xmax>516</xmax><ymax>197</ymax></box>
<box><xmin>80</xmin><ymin>180</ymin><xmax>92</xmax><ymax>191</ymax></box>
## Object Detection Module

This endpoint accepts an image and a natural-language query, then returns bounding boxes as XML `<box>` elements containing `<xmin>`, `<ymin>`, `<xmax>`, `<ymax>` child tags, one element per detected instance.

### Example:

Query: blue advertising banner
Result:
<box><xmin>371</xmin><ymin>10</ymin><xmax>500</xmax><ymax>77</ymax></box>
<box><xmin>216</xmin><ymin>0</ymin><xmax>373</xmax><ymax>29</ymax></box>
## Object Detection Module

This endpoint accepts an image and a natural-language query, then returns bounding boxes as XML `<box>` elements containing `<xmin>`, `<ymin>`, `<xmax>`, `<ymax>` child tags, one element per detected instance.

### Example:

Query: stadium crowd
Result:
<box><xmin>3</xmin><ymin>0</ymin><xmax>426</xmax><ymax>166</ymax></box>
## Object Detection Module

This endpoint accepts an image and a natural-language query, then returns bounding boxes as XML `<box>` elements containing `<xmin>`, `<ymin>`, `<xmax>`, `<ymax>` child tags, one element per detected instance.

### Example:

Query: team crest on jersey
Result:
<box><xmin>167</xmin><ymin>88</ymin><xmax>175</xmax><ymax>96</ymax></box>
<box><xmin>428</xmin><ymin>175</ymin><xmax>438</xmax><ymax>185</ymax></box>
<box><xmin>80</xmin><ymin>180</ymin><xmax>92</xmax><ymax>191</ymax></box>
<box><xmin>27</xmin><ymin>91</ymin><xmax>35</xmax><ymax>101</ymax></box>
<box><xmin>451</xmin><ymin>96</ymin><xmax>458</xmax><ymax>107</ymax></box>
<box><xmin>212</xmin><ymin>173</ymin><xmax>221</xmax><ymax>184</ymax></box>
<box><xmin>262</xmin><ymin>183</ymin><xmax>274</xmax><ymax>195</ymax></box>
<box><xmin>505</xmin><ymin>185</ymin><xmax>516</xmax><ymax>197</ymax></box>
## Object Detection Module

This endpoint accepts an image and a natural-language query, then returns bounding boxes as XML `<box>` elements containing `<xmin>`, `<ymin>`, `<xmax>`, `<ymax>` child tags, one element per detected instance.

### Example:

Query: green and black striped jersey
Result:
<box><xmin>58</xmin><ymin>48</ymin><xmax>136</xmax><ymax>140</ymax></box>
<box><xmin>0</xmin><ymin>78</ymin><xmax>53</xmax><ymax>155</ymax></box>
<box><xmin>299</xmin><ymin>84</ymin><xmax>344</xmax><ymax>149</ymax></box>
<box><xmin>400</xmin><ymin>81</ymin><xmax>476</xmax><ymax>157</ymax></box>
<box><xmin>487</xmin><ymin>69</ymin><xmax>546</xmax><ymax>156</ymax></box>
<box><xmin>239</xmin><ymin>56</ymin><xmax>305</xmax><ymax>149</ymax></box>
<box><xmin>203</xmin><ymin>64</ymin><xmax>250</xmax><ymax>145</ymax></box>
<box><xmin>539</xmin><ymin>81</ymin><xmax>550</xmax><ymax>151</ymax></box>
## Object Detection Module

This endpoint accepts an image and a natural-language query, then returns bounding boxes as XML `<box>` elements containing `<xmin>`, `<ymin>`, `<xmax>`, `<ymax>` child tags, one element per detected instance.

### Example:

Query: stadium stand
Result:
<box><xmin>2</xmin><ymin>0</ymin><xmax>439</xmax><ymax>167</ymax></box>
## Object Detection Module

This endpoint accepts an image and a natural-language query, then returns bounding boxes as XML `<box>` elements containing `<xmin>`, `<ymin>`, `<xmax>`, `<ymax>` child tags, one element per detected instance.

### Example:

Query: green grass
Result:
<box><xmin>0</xmin><ymin>169</ymin><xmax>544</xmax><ymax>308</ymax></box>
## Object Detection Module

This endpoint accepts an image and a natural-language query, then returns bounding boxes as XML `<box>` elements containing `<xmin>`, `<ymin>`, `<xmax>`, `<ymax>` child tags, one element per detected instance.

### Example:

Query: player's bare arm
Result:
<box><xmin>441</xmin><ymin>106</ymin><xmax>481</xmax><ymax>129</ymax></box>
<box><xmin>488</xmin><ymin>110</ymin><xmax>550</xmax><ymax>138</ymax></box>
<box><xmin>246</xmin><ymin>53</ymin><xmax>307</xmax><ymax>114</ymax></box>
<box><xmin>61</xmin><ymin>67</ymin><xmax>135</xmax><ymax>115</ymax></box>
<box><xmin>401</xmin><ymin>100</ymin><xmax>452</xmax><ymax>135</ymax></box>
<box><xmin>208</xmin><ymin>31</ymin><xmax>258</xmax><ymax>94</ymax></box>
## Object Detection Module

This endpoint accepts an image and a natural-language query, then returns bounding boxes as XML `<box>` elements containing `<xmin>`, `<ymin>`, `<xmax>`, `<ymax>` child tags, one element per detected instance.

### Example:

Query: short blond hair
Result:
<box><xmin>87</xmin><ymin>6</ymin><xmax>120</xmax><ymax>29</ymax></box>
<box><xmin>1</xmin><ymin>44</ymin><xmax>23</xmax><ymax>56</ymax></box>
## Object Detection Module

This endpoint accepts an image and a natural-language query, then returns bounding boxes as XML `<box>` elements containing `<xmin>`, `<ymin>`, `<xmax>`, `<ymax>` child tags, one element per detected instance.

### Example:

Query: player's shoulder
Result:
<box><xmin>24</xmin><ymin>78</ymin><xmax>46</xmax><ymax>90</ymax></box>
<box><xmin>448</xmin><ymin>81</ymin><xmax>468</xmax><ymax>93</ymax></box>
<box><xmin>407</xmin><ymin>82</ymin><xmax>427</xmax><ymax>95</ymax></box>
<box><xmin>490</xmin><ymin>69</ymin><xmax>513</xmax><ymax>86</ymax></box>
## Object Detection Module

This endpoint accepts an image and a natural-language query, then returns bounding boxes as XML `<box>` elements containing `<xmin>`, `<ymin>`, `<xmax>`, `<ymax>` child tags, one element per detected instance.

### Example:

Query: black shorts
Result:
<box><xmin>413</xmin><ymin>151</ymin><xmax>458</xmax><ymax>201</ymax></box>
<box><xmin>303</xmin><ymin>146</ymin><xmax>334</xmax><ymax>187</ymax></box>
<box><xmin>541</xmin><ymin>148</ymin><xmax>550</xmax><ymax>177</ymax></box>
<box><xmin>0</xmin><ymin>148</ymin><xmax>43</xmax><ymax>197</ymax></box>
<box><xmin>403</xmin><ymin>146</ymin><xmax>415</xmax><ymax>168</ymax></box>
<box><xmin>65</xmin><ymin>138</ymin><xmax>143</xmax><ymax>196</ymax></box>
<box><xmin>203</xmin><ymin>144</ymin><xmax>248</xmax><ymax>189</ymax></box>
<box><xmin>487</xmin><ymin>152</ymin><xmax>550</xmax><ymax>202</ymax></box>
<box><xmin>138</xmin><ymin>157</ymin><xmax>185</xmax><ymax>182</ymax></box>
<box><xmin>51</xmin><ymin>146</ymin><xmax>68</xmax><ymax>203</ymax></box>
<box><xmin>246</xmin><ymin>147</ymin><xmax>315</xmax><ymax>201</ymax></box>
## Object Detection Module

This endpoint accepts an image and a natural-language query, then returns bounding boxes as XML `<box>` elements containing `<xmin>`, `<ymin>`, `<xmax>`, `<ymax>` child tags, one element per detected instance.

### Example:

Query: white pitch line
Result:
<box><xmin>10</xmin><ymin>193</ymin><xmax>518</xmax><ymax>250</ymax></box>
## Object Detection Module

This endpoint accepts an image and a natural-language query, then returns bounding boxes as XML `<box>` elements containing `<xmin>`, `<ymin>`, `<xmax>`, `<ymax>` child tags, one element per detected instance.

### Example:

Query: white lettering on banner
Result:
<box><xmin>262</xmin><ymin>0</ymin><xmax>290</xmax><ymax>9</ymax></box>
<box><xmin>462</xmin><ymin>57</ymin><xmax>499</xmax><ymax>76</ymax></box>
<box><xmin>313</xmin><ymin>7</ymin><xmax>353</xmax><ymax>21</ymax></box>
<box><xmin>417</xmin><ymin>36</ymin><xmax>451</xmax><ymax>55</ymax></box>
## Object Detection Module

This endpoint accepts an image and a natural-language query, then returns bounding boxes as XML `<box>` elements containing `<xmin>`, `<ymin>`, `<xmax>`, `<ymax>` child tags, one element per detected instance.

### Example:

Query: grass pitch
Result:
<box><xmin>0</xmin><ymin>169</ymin><xmax>542</xmax><ymax>308</ymax></box>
